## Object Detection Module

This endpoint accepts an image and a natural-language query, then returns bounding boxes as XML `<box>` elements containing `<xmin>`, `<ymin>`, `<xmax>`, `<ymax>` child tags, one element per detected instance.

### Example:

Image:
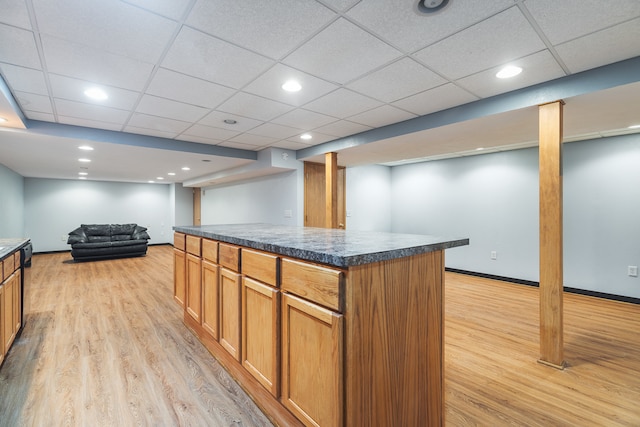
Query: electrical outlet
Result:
<box><xmin>490</xmin><ymin>251</ymin><xmax>497</xmax><ymax>260</ymax></box>
<box><xmin>61</xmin><ymin>235</ymin><xmax>67</xmax><ymax>242</ymax></box>
<box><xmin>284</xmin><ymin>209</ymin><xmax>292</xmax><ymax>218</ymax></box>
<box><xmin>628</xmin><ymin>266</ymin><xmax>638</xmax><ymax>277</ymax></box>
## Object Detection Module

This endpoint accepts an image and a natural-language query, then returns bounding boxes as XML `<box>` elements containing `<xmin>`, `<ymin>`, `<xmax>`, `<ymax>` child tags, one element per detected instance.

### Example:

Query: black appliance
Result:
<box><xmin>20</xmin><ymin>242</ymin><xmax>32</xmax><ymax>329</ymax></box>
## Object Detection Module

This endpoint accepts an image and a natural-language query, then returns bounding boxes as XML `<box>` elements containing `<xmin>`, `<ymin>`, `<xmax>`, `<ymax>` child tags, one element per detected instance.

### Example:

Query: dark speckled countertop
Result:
<box><xmin>0</xmin><ymin>238</ymin><xmax>30</xmax><ymax>261</ymax></box>
<box><xmin>173</xmin><ymin>224</ymin><xmax>468</xmax><ymax>268</ymax></box>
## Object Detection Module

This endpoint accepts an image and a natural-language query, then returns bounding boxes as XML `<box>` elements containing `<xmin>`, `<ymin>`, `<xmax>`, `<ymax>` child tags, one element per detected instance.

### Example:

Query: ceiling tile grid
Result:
<box><xmin>0</xmin><ymin>0</ymin><xmax>639</xmax><ymax>183</ymax></box>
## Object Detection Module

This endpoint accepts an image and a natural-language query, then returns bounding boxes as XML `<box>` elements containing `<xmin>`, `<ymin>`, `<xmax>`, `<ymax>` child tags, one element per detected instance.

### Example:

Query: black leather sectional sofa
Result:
<box><xmin>67</xmin><ymin>223</ymin><xmax>150</xmax><ymax>261</ymax></box>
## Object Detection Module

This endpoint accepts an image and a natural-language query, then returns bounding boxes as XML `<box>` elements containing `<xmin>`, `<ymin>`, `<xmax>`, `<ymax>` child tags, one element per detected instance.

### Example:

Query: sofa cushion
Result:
<box><xmin>87</xmin><ymin>235</ymin><xmax>111</xmax><ymax>243</ymax></box>
<box><xmin>132</xmin><ymin>225</ymin><xmax>150</xmax><ymax>240</ymax></box>
<box><xmin>82</xmin><ymin>224</ymin><xmax>111</xmax><ymax>236</ymax></box>
<box><xmin>67</xmin><ymin>226</ymin><xmax>88</xmax><ymax>244</ymax></box>
<box><xmin>111</xmin><ymin>223</ymin><xmax>136</xmax><ymax>236</ymax></box>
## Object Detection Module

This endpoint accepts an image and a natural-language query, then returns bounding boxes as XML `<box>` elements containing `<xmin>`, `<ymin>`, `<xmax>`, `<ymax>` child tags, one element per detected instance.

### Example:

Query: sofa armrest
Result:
<box><xmin>67</xmin><ymin>226</ymin><xmax>88</xmax><ymax>244</ymax></box>
<box><xmin>132</xmin><ymin>225</ymin><xmax>151</xmax><ymax>240</ymax></box>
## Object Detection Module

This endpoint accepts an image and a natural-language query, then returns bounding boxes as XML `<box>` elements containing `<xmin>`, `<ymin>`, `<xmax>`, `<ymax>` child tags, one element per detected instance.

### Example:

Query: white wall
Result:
<box><xmin>387</xmin><ymin>134</ymin><xmax>640</xmax><ymax>298</ymax></box>
<box><xmin>346</xmin><ymin>164</ymin><xmax>392</xmax><ymax>231</ymax></box>
<box><xmin>24</xmin><ymin>178</ymin><xmax>173</xmax><ymax>252</ymax></box>
<box><xmin>171</xmin><ymin>183</ymin><xmax>193</xmax><ymax>227</ymax></box>
<box><xmin>564</xmin><ymin>135</ymin><xmax>640</xmax><ymax>298</ymax></box>
<box><xmin>200</xmin><ymin>169</ymin><xmax>302</xmax><ymax>226</ymax></box>
<box><xmin>0</xmin><ymin>163</ymin><xmax>25</xmax><ymax>238</ymax></box>
<box><xmin>390</xmin><ymin>148</ymin><xmax>540</xmax><ymax>281</ymax></box>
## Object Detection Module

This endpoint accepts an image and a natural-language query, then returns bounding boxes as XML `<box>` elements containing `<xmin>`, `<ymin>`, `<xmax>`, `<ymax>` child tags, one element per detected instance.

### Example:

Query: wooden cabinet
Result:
<box><xmin>219</xmin><ymin>267</ymin><xmax>242</xmax><ymax>361</ymax></box>
<box><xmin>186</xmin><ymin>253</ymin><xmax>202</xmax><ymax>324</ymax></box>
<box><xmin>0</xmin><ymin>282</ymin><xmax>4</xmax><ymax>366</ymax></box>
<box><xmin>281</xmin><ymin>292</ymin><xmax>343</xmax><ymax>427</ymax></box>
<box><xmin>201</xmin><ymin>259</ymin><xmax>219</xmax><ymax>340</ymax></box>
<box><xmin>2</xmin><ymin>270</ymin><xmax>19</xmax><ymax>356</ymax></box>
<box><xmin>242</xmin><ymin>276</ymin><xmax>279</xmax><ymax>397</ymax></box>
<box><xmin>173</xmin><ymin>249</ymin><xmax>186</xmax><ymax>308</ymax></box>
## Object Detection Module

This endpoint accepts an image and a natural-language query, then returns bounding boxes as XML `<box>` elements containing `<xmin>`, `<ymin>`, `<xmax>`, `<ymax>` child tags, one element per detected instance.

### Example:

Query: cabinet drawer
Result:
<box><xmin>174</xmin><ymin>232</ymin><xmax>186</xmax><ymax>251</ymax></box>
<box><xmin>186</xmin><ymin>235</ymin><xmax>201</xmax><ymax>256</ymax></box>
<box><xmin>242</xmin><ymin>249</ymin><xmax>278</xmax><ymax>287</ymax></box>
<box><xmin>281</xmin><ymin>258</ymin><xmax>343</xmax><ymax>312</ymax></box>
<box><xmin>3</xmin><ymin>253</ymin><xmax>16</xmax><ymax>278</ymax></box>
<box><xmin>202</xmin><ymin>239</ymin><xmax>218</xmax><ymax>263</ymax></box>
<box><xmin>219</xmin><ymin>243</ymin><xmax>240</xmax><ymax>271</ymax></box>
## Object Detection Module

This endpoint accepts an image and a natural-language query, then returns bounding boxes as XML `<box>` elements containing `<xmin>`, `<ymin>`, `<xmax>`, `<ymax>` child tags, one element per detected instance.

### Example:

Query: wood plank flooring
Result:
<box><xmin>1</xmin><ymin>246</ymin><xmax>639</xmax><ymax>426</ymax></box>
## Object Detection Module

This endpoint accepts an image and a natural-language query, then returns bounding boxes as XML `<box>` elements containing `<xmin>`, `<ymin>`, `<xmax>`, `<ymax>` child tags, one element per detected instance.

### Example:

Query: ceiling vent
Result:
<box><xmin>415</xmin><ymin>0</ymin><xmax>450</xmax><ymax>14</ymax></box>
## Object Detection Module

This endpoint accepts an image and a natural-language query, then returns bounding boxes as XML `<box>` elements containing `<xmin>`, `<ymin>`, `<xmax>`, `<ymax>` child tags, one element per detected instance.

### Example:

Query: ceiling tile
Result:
<box><xmin>283</xmin><ymin>18</ymin><xmax>402</xmax><ymax>84</ymax></box>
<box><xmin>303</xmin><ymin>88</ymin><xmax>383</xmax><ymax>118</ymax></box>
<box><xmin>33</xmin><ymin>0</ymin><xmax>178</xmax><ymax>63</ymax></box>
<box><xmin>186</xmin><ymin>0</ymin><xmax>336</xmax><ymax>59</ymax></box>
<box><xmin>285</xmin><ymin>131</ymin><xmax>336</xmax><ymax>145</ymax></box>
<box><xmin>247</xmin><ymin>122</ymin><xmax>302</xmax><ymax>139</ymax></box>
<box><xmin>555</xmin><ymin>17</ymin><xmax>640</xmax><ymax>73</ymax></box>
<box><xmin>347</xmin><ymin>0</ymin><xmax>514</xmax><ymax>52</ymax></box>
<box><xmin>55</xmin><ymin>98</ymin><xmax>130</xmax><ymax>124</ymax></box>
<box><xmin>42</xmin><ymin>35</ymin><xmax>154</xmax><ymax>91</ymax></box>
<box><xmin>136</xmin><ymin>95</ymin><xmax>209</xmax><ymax>123</ymax></box>
<box><xmin>272</xmin><ymin>108</ymin><xmax>337</xmax><ymax>130</ymax></box>
<box><xmin>218</xmin><ymin>140</ymin><xmax>263</xmax><ymax>150</ymax></box>
<box><xmin>182</xmin><ymin>124</ymin><xmax>241</xmax><ymax>141</ymax></box>
<box><xmin>312</xmin><ymin>119</ymin><xmax>372</xmax><ymax>138</ymax></box>
<box><xmin>24</xmin><ymin>111</ymin><xmax>54</xmax><ymax>121</ymax></box>
<box><xmin>176</xmin><ymin>134</ymin><xmax>224</xmax><ymax>146</ymax></box>
<box><xmin>391</xmin><ymin>83</ymin><xmax>478</xmax><ymax>116</ymax></box>
<box><xmin>524</xmin><ymin>0</ymin><xmax>640</xmax><ymax>45</ymax></box>
<box><xmin>321</xmin><ymin>0</ymin><xmax>360</xmax><ymax>12</ymax></box>
<box><xmin>217</xmin><ymin>92</ymin><xmax>293</xmax><ymax>121</ymax></box>
<box><xmin>162</xmin><ymin>27</ymin><xmax>274</xmax><ymax>89</ymax></box>
<box><xmin>14</xmin><ymin>91</ymin><xmax>53</xmax><ymax>114</ymax></box>
<box><xmin>414</xmin><ymin>7</ymin><xmax>546</xmax><ymax>80</ymax></box>
<box><xmin>228</xmin><ymin>133</ymin><xmax>278</xmax><ymax>147</ymax></box>
<box><xmin>347</xmin><ymin>57</ymin><xmax>447</xmax><ymax>102</ymax></box>
<box><xmin>197</xmin><ymin>111</ymin><xmax>263</xmax><ymax>132</ymax></box>
<box><xmin>124</xmin><ymin>125</ymin><xmax>179</xmax><ymax>139</ymax></box>
<box><xmin>147</xmin><ymin>68</ymin><xmax>235</xmax><ymax>109</ymax></box>
<box><xmin>456</xmin><ymin>50</ymin><xmax>566</xmax><ymax>98</ymax></box>
<box><xmin>122</xmin><ymin>0</ymin><xmax>193</xmax><ymax>20</ymax></box>
<box><xmin>0</xmin><ymin>0</ymin><xmax>32</xmax><ymax>29</ymax></box>
<box><xmin>49</xmin><ymin>74</ymin><xmax>140</xmax><ymax>110</ymax></box>
<box><xmin>58</xmin><ymin>116</ymin><xmax>124</xmax><ymax>132</ymax></box>
<box><xmin>243</xmin><ymin>63</ymin><xmax>339</xmax><ymax>107</ymax></box>
<box><xmin>0</xmin><ymin>24</ymin><xmax>41</xmax><ymax>69</ymax></box>
<box><xmin>347</xmin><ymin>104</ymin><xmax>417</xmax><ymax>127</ymax></box>
<box><xmin>0</xmin><ymin>63</ymin><xmax>48</xmax><ymax>95</ymax></box>
<box><xmin>127</xmin><ymin>112</ymin><xmax>191</xmax><ymax>133</ymax></box>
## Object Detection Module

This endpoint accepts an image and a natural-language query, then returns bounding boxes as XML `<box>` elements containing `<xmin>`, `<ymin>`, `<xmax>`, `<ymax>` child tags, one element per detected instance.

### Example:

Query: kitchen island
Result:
<box><xmin>173</xmin><ymin>224</ymin><xmax>468</xmax><ymax>427</ymax></box>
<box><xmin>1</xmin><ymin>238</ymin><xmax>30</xmax><ymax>368</ymax></box>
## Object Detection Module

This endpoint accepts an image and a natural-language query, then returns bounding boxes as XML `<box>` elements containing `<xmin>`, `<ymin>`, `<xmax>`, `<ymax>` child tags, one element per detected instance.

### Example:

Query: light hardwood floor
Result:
<box><xmin>1</xmin><ymin>246</ymin><xmax>639</xmax><ymax>426</ymax></box>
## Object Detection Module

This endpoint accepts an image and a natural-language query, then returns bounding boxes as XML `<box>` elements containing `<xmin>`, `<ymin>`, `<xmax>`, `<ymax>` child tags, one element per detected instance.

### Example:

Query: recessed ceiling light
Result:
<box><xmin>78</xmin><ymin>145</ymin><xmax>94</xmax><ymax>151</ymax></box>
<box><xmin>628</xmin><ymin>124</ymin><xmax>640</xmax><ymax>129</ymax></box>
<box><xmin>148</xmin><ymin>180</ymin><xmax>155</xmax><ymax>183</ymax></box>
<box><xmin>168</xmin><ymin>172</ymin><xmax>176</xmax><ymax>176</ymax></box>
<box><xmin>475</xmin><ymin>147</ymin><xmax>484</xmax><ymax>151</ymax></box>
<box><xmin>182</xmin><ymin>167</ymin><xmax>190</xmax><ymax>171</ymax></box>
<box><xmin>0</xmin><ymin>117</ymin><xmax>7</xmax><ymax>123</ymax></box>
<box><xmin>282</xmin><ymin>80</ymin><xmax>302</xmax><ymax>92</ymax></box>
<box><xmin>496</xmin><ymin>65</ymin><xmax>522</xmax><ymax>79</ymax></box>
<box><xmin>300</xmin><ymin>133</ymin><xmax>312</xmax><ymax>140</ymax></box>
<box><xmin>78</xmin><ymin>172</ymin><xmax>88</xmax><ymax>176</ymax></box>
<box><xmin>84</xmin><ymin>87</ymin><xmax>108</xmax><ymax>100</ymax></box>
<box><xmin>415</xmin><ymin>0</ymin><xmax>450</xmax><ymax>14</ymax></box>
<box><xmin>78</xmin><ymin>158</ymin><xmax>91</xmax><ymax>162</ymax></box>
<box><xmin>79</xmin><ymin>176</ymin><xmax>87</xmax><ymax>180</ymax></box>
<box><xmin>224</xmin><ymin>119</ymin><xmax>237</xmax><ymax>125</ymax></box>
<box><xmin>156</xmin><ymin>177</ymin><xmax>164</xmax><ymax>180</ymax></box>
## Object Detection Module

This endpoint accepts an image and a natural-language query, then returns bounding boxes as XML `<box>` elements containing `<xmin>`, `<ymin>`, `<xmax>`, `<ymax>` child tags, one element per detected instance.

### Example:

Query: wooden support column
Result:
<box><xmin>193</xmin><ymin>188</ymin><xmax>201</xmax><ymax>226</ymax></box>
<box><xmin>538</xmin><ymin>100</ymin><xmax>565</xmax><ymax>369</ymax></box>
<box><xmin>325</xmin><ymin>152</ymin><xmax>339</xmax><ymax>229</ymax></box>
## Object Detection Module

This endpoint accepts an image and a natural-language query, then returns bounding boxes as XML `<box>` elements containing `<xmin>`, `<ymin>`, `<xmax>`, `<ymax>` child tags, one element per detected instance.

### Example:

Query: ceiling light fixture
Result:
<box><xmin>224</xmin><ymin>119</ymin><xmax>237</xmax><ymax>125</ymax></box>
<box><xmin>79</xmin><ymin>176</ymin><xmax>87</xmax><ymax>180</ymax></box>
<box><xmin>415</xmin><ymin>0</ymin><xmax>450</xmax><ymax>14</ymax></box>
<box><xmin>0</xmin><ymin>117</ymin><xmax>7</xmax><ymax>123</ymax></box>
<box><xmin>78</xmin><ymin>158</ymin><xmax>91</xmax><ymax>163</ymax></box>
<box><xmin>78</xmin><ymin>145</ymin><xmax>94</xmax><ymax>151</ymax></box>
<box><xmin>84</xmin><ymin>87</ymin><xmax>108</xmax><ymax>100</ymax></box>
<box><xmin>168</xmin><ymin>172</ymin><xmax>176</xmax><ymax>176</ymax></box>
<box><xmin>628</xmin><ymin>124</ymin><xmax>640</xmax><ymax>129</ymax></box>
<box><xmin>300</xmin><ymin>133</ymin><xmax>312</xmax><ymax>140</ymax></box>
<box><xmin>282</xmin><ymin>80</ymin><xmax>302</xmax><ymax>92</ymax></box>
<box><xmin>78</xmin><ymin>172</ymin><xmax>88</xmax><ymax>176</ymax></box>
<box><xmin>181</xmin><ymin>167</ymin><xmax>191</xmax><ymax>171</ymax></box>
<box><xmin>496</xmin><ymin>65</ymin><xmax>523</xmax><ymax>79</ymax></box>
<box><xmin>156</xmin><ymin>177</ymin><xmax>164</xmax><ymax>180</ymax></box>
<box><xmin>148</xmin><ymin>180</ymin><xmax>155</xmax><ymax>183</ymax></box>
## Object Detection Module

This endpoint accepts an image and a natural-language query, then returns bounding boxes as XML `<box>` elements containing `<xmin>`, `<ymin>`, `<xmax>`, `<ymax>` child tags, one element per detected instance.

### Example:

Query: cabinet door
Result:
<box><xmin>282</xmin><ymin>293</ymin><xmax>344</xmax><ymax>427</ymax></box>
<box><xmin>13</xmin><ymin>269</ymin><xmax>21</xmax><ymax>332</ymax></box>
<box><xmin>0</xmin><ymin>284</ymin><xmax>4</xmax><ymax>365</ymax></box>
<box><xmin>242</xmin><ymin>277</ymin><xmax>279</xmax><ymax>397</ymax></box>
<box><xmin>219</xmin><ymin>267</ymin><xmax>241</xmax><ymax>361</ymax></box>
<box><xmin>202</xmin><ymin>259</ymin><xmax>219</xmax><ymax>340</ymax></box>
<box><xmin>3</xmin><ymin>273</ymin><xmax>15</xmax><ymax>352</ymax></box>
<box><xmin>186</xmin><ymin>253</ymin><xmax>202</xmax><ymax>324</ymax></box>
<box><xmin>173</xmin><ymin>249</ymin><xmax>186</xmax><ymax>308</ymax></box>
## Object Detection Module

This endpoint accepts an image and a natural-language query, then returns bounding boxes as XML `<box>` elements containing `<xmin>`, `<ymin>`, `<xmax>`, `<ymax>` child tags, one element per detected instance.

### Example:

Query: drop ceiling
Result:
<box><xmin>0</xmin><ymin>0</ymin><xmax>639</xmax><ymax>184</ymax></box>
